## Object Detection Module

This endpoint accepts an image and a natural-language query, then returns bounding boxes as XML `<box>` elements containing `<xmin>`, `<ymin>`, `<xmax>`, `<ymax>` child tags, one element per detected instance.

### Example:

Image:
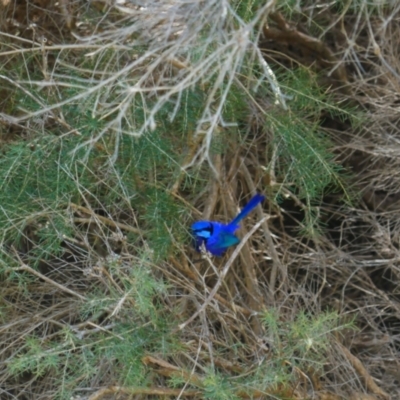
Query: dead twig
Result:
<box><xmin>11</xmin><ymin>247</ymin><xmax>86</xmax><ymax>301</ymax></box>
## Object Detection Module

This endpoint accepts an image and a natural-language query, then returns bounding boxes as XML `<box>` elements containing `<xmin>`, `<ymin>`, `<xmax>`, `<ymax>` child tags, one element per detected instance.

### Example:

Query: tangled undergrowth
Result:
<box><xmin>0</xmin><ymin>0</ymin><xmax>399</xmax><ymax>399</ymax></box>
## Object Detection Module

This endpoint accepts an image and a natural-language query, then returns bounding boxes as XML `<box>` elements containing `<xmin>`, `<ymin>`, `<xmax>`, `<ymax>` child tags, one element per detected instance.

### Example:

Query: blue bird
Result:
<box><xmin>191</xmin><ymin>194</ymin><xmax>265</xmax><ymax>256</ymax></box>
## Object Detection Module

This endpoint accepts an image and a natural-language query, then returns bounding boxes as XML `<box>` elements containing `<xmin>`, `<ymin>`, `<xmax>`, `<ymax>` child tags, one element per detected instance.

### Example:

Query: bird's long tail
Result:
<box><xmin>230</xmin><ymin>194</ymin><xmax>265</xmax><ymax>226</ymax></box>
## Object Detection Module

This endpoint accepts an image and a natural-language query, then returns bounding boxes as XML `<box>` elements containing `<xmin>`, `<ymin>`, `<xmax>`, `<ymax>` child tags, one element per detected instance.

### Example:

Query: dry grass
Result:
<box><xmin>0</xmin><ymin>1</ymin><xmax>400</xmax><ymax>399</ymax></box>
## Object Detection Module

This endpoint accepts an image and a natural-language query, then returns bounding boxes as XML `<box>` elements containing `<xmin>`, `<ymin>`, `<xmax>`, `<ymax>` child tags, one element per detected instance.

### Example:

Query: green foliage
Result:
<box><xmin>7</xmin><ymin>326</ymin><xmax>153</xmax><ymax>397</ymax></box>
<box><xmin>261</xmin><ymin>309</ymin><xmax>354</xmax><ymax>374</ymax></box>
<box><xmin>0</xmin><ymin>66</ymin><xmax>194</xmax><ymax>395</ymax></box>
<box><xmin>84</xmin><ymin>255</ymin><xmax>173</xmax><ymax>389</ymax></box>
<box><xmin>0</xmin><ymin>86</ymin><xmax>204</xmax><ymax>265</ymax></box>
<box><xmin>0</xmin><ymin>136</ymin><xmax>91</xmax><ymax>262</ymax></box>
<box><xmin>138</xmin><ymin>188</ymin><xmax>184</xmax><ymax>260</ymax></box>
<box><xmin>232</xmin><ymin>0</ymin><xmax>266</xmax><ymax>22</ymax></box>
<box><xmin>214</xmin><ymin>309</ymin><xmax>355</xmax><ymax>395</ymax></box>
<box><xmin>8</xmin><ymin>336</ymin><xmax>61</xmax><ymax>378</ymax></box>
<box><xmin>7</xmin><ymin>255</ymin><xmax>174</xmax><ymax>398</ymax></box>
<box><xmin>263</xmin><ymin>68</ymin><xmax>354</xmax><ymax>234</ymax></box>
<box><xmin>203</xmin><ymin>370</ymin><xmax>241</xmax><ymax>400</ymax></box>
<box><xmin>167</xmin><ymin>310</ymin><xmax>354</xmax><ymax>398</ymax></box>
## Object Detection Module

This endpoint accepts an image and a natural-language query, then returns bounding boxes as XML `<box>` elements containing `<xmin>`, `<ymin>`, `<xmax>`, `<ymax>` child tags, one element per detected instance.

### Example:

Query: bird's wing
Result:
<box><xmin>207</xmin><ymin>230</ymin><xmax>240</xmax><ymax>255</ymax></box>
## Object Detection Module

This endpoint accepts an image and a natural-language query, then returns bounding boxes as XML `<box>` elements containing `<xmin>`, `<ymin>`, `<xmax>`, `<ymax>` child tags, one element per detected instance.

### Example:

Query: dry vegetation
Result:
<box><xmin>0</xmin><ymin>1</ymin><xmax>400</xmax><ymax>399</ymax></box>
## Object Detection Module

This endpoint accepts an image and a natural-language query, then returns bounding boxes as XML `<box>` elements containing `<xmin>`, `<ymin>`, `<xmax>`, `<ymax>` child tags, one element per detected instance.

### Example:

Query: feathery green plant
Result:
<box><xmin>7</xmin><ymin>254</ymin><xmax>174</xmax><ymax>399</ymax></box>
<box><xmin>247</xmin><ymin>309</ymin><xmax>356</xmax><ymax>392</ymax></box>
<box><xmin>263</xmin><ymin>68</ymin><xmax>356</xmax><ymax>234</ymax></box>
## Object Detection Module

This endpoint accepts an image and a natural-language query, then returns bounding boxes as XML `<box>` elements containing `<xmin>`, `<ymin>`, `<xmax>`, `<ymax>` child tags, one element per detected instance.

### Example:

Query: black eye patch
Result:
<box><xmin>193</xmin><ymin>224</ymin><xmax>213</xmax><ymax>239</ymax></box>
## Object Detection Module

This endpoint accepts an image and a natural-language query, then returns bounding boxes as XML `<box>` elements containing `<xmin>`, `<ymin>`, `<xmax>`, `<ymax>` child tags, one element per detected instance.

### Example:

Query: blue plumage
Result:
<box><xmin>191</xmin><ymin>194</ymin><xmax>265</xmax><ymax>256</ymax></box>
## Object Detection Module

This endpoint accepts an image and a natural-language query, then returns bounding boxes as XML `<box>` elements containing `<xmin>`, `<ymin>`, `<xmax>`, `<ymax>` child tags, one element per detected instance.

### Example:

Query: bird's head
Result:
<box><xmin>191</xmin><ymin>221</ymin><xmax>213</xmax><ymax>239</ymax></box>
